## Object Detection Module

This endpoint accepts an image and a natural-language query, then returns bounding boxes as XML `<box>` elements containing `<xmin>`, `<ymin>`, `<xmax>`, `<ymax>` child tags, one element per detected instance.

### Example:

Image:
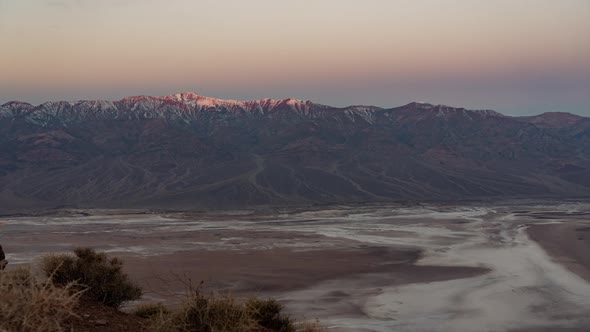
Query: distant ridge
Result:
<box><xmin>0</xmin><ymin>93</ymin><xmax>589</xmax><ymax>212</ymax></box>
<box><xmin>2</xmin><ymin>93</ymin><xmax>583</xmax><ymax>124</ymax></box>
<box><xmin>517</xmin><ymin>112</ymin><xmax>586</xmax><ymax>128</ymax></box>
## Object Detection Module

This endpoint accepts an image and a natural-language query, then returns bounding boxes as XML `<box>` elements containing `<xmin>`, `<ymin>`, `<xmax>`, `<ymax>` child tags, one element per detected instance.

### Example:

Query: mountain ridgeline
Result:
<box><xmin>1</xmin><ymin>93</ymin><xmax>589</xmax><ymax>212</ymax></box>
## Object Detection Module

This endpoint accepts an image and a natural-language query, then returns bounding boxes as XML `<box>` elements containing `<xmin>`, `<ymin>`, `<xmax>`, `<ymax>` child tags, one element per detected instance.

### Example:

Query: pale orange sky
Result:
<box><xmin>0</xmin><ymin>0</ymin><xmax>589</xmax><ymax>115</ymax></box>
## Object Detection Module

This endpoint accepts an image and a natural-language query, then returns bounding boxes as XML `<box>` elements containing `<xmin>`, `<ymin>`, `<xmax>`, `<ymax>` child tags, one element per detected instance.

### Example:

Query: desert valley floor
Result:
<box><xmin>1</xmin><ymin>201</ymin><xmax>589</xmax><ymax>332</ymax></box>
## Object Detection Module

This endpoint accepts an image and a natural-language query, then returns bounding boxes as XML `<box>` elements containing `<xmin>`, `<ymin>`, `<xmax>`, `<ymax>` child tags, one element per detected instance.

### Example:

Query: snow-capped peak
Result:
<box><xmin>0</xmin><ymin>93</ymin><xmax>519</xmax><ymax>127</ymax></box>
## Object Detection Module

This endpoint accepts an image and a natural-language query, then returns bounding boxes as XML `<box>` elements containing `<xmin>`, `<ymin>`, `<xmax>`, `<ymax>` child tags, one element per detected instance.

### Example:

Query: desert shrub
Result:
<box><xmin>148</xmin><ymin>291</ymin><xmax>257</xmax><ymax>332</ymax></box>
<box><xmin>246</xmin><ymin>298</ymin><xmax>295</xmax><ymax>332</ymax></box>
<box><xmin>147</xmin><ymin>292</ymin><xmax>307</xmax><ymax>332</ymax></box>
<box><xmin>40</xmin><ymin>247</ymin><xmax>142</xmax><ymax>308</ymax></box>
<box><xmin>298</xmin><ymin>319</ymin><xmax>325</xmax><ymax>332</ymax></box>
<box><xmin>0</xmin><ymin>266</ymin><xmax>34</xmax><ymax>289</ymax></box>
<box><xmin>0</xmin><ymin>266</ymin><xmax>81</xmax><ymax>332</ymax></box>
<box><xmin>134</xmin><ymin>302</ymin><xmax>171</xmax><ymax>319</ymax></box>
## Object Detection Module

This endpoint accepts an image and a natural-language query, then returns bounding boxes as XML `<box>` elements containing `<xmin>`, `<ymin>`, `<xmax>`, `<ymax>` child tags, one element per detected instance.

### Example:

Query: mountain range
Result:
<box><xmin>1</xmin><ymin>93</ymin><xmax>589</xmax><ymax>212</ymax></box>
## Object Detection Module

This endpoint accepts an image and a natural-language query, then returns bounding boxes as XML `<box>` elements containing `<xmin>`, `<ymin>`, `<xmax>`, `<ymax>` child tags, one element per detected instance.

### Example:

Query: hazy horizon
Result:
<box><xmin>1</xmin><ymin>0</ymin><xmax>589</xmax><ymax>116</ymax></box>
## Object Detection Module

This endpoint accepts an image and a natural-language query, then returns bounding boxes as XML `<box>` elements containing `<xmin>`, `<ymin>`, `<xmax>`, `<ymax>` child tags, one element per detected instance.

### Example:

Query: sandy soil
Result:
<box><xmin>121</xmin><ymin>247</ymin><xmax>485</xmax><ymax>305</ymax></box>
<box><xmin>528</xmin><ymin>221</ymin><xmax>590</xmax><ymax>281</ymax></box>
<box><xmin>1</xmin><ymin>201</ymin><xmax>590</xmax><ymax>332</ymax></box>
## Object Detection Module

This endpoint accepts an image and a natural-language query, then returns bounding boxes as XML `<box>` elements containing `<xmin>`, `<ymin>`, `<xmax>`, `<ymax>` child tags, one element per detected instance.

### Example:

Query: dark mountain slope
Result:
<box><xmin>1</xmin><ymin>94</ymin><xmax>588</xmax><ymax>212</ymax></box>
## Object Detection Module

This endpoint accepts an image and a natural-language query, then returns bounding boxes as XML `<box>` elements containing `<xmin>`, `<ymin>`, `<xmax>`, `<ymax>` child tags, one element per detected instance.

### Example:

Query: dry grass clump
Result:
<box><xmin>298</xmin><ymin>319</ymin><xmax>325</xmax><ymax>332</ymax></box>
<box><xmin>148</xmin><ymin>291</ymin><xmax>257</xmax><ymax>332</ymax></box>
<box><xmin>145</xmin><ymin>288</ymin><xmax>299</xmax><ymax>332</ymax></box>
<box><xmin>40</xmin><ymin>247</ymin><xmax>142</xmax><ymax>308</ymax></box>
<box><xmin>143</xmin><ymin>281</ymin><xmax>309</xmax><ymax>331</ymax></box>
<box><xmin>0</xmin><ymin>266</ymin><xmax>81</xmax><ymax>332</ymax></box>
<box><xmin>245</xmin><ymin>298</ymin><xmax>295</xmax><ymax>332</ymax></box>
<box><xmin>134</xmin><ymin>302</ymin><xmax>171</xmax><ymax>319</ymax></box>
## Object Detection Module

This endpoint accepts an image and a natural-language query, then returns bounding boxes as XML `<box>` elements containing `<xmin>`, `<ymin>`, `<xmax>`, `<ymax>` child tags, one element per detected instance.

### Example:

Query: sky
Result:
<box><xmin>0</xmin><ymin>0</ymin><xmax>589</xmax><ymax>116</ymax></box>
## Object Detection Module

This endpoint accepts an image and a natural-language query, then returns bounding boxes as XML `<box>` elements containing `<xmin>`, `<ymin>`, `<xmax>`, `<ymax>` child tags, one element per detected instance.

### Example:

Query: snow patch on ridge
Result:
<box><xmin>0</xmin><ymin>93</ymin><xmax>512</xmax><ymax>127</ymax></box>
